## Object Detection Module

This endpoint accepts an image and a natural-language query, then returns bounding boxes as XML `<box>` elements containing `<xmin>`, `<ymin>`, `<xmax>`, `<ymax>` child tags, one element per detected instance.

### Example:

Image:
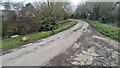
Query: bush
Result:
<box><xmin>2</xmin><ymin>17</ymin><xmax>43</xmax><ymax>38</ymax></box>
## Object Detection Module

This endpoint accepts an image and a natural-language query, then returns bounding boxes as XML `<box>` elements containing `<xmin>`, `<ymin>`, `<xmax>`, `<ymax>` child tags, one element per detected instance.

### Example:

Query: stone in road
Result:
<box><xmin>1</xmin><ymin>20</ymin><xmax>89</xmax><ymax>66</ymax></box>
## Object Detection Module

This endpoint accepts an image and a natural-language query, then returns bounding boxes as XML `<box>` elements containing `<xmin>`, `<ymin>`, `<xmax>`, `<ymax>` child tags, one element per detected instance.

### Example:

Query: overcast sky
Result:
<box><xmin>0</xmin><ymin>0</ymin><xmax>86</xmax><ymax>10</ymax></box>
<box><xmin>1</xmin><ymin>0</ymin><xmax>84</xmax><ymax>5</ymax></box>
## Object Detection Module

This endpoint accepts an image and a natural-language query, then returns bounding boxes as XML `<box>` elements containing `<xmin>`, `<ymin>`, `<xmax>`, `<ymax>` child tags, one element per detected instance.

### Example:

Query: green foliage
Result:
<box><xmin>2</xmin><ymin>2</ymin><xmax>72</xmax><ymax>38</ymax></box>
<box><xmin>93</xmin><ymin>4</ymin><xmax>100</xmax><ymax>20</ymax></box>
<box><xmin>74</xmin><ymin>2</ymin><xmax>119</xmax><ymax>24</ymax></box>
<box><xmin>2</xmin><ymin>17</ymin><xmax>42</xmax><ymax>37</ymax></box>
<box><xmin>53</xmin><ymin>21</ymin><xmax>77</xmax><ymax>33</ymax></box>
<box><xmin>83</xmin><ymin>19</ymin><xmax>120</xmax><ymax>41</ymax></box>
<box><xmin>99</xmin><ymin>15</ymin><xmax>108</xmax><ymax>23</ymax></box>
<box><xmin>2</xmin><ymin>20</ymin><xmax>77</xmax><ymax>51</ymax></box>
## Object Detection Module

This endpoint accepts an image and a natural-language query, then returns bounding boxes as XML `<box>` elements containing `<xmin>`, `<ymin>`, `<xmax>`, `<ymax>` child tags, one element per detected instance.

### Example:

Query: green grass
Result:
<box><xmin>2</xmin><ymin>31</ymin><xmax>53</xmax><ymax>50</ymax></box>
<box><xmin>83</xmin><ymin>19</ymin><xmax>120</xmax><ymax>41</ymax></box>
<box><xmin>2</xmin><ymin>20</ymin><xmax>77</xmax><ymax>51</ymax></box>
<box><xmin>58</xmin><ymin>20</ymin><xmax>66</xmax><ymax>24</ymax></box>
<box><xmin>54</xmin><ymin>21</ymin><xmax>77</xmax><ymax>33</ymax></box>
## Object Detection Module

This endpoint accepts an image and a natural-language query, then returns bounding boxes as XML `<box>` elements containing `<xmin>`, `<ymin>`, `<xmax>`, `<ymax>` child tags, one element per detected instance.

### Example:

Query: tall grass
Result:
<box><xmin>83</xmin><ymin>19</ymin><xmax>120</xmax><ymax>41</ymax></box>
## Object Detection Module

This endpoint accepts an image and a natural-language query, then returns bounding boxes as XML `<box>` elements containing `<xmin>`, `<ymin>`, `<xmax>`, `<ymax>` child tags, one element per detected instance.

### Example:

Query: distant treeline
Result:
<box><xmin>72</xmin><ymin>2</ymin><xmax>120</xmax><ymax>26</ymax></box>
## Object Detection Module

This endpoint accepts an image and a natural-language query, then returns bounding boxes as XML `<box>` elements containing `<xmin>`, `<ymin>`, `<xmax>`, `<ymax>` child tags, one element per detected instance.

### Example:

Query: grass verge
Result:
<box><xmin>2</xmin><ymin>20</ymin><xmax>77</xmax><ymax>51</ymax></box>
<box><xmin>83</xmin><ymin>19</ymin><xmax>120</xmax><ymax>41</ymax></box>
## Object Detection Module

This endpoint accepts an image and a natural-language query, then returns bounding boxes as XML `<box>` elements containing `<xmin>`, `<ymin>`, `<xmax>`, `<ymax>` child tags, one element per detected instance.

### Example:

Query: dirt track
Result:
<box><xmin>1</xmin><ymin>20</ymin><xmax>89</xmax><ymax>66</ymax></box>
<box><xmin>1</xmin><ymin>20</ymin><xmax>119</xmax><ymax>67</ymax></box>
<box><xmin>48</xmin><ymin>24</ymin><xmax>119</xmax><ymax>67</ymax></box>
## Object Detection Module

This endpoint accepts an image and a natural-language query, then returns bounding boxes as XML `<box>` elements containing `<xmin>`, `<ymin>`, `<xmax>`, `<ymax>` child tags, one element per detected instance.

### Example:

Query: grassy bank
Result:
<box><xmin>83</xmin><ymin>19</ymin><xmax>120</xmax><ymax>41</ymax></box>
<box><xmin>2</xmin><ymin>20</ymin><xmax>77</xmax><ymax>51</ymax></box>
